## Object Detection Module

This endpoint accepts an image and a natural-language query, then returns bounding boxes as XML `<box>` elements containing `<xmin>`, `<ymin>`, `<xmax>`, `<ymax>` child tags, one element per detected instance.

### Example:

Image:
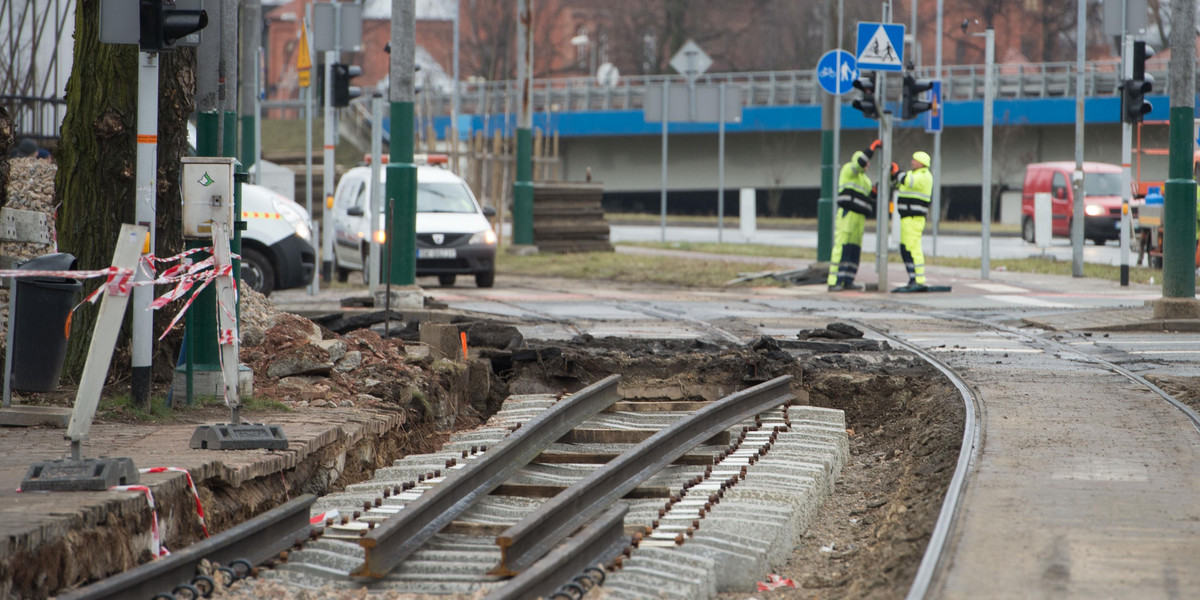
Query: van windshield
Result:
<box><xmin>1084</xmin><ymin>172</ymin><xmax>1122</xmax><ymax>196</ymax></box>
<box><xmin>417</xmin><ymin>182</ymin><xmax>478</xmax><ymax>213</ymax></box>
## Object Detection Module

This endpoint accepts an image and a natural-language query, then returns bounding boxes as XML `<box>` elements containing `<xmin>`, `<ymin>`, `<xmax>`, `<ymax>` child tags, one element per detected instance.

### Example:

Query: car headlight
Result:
<box><xmin>1084</xmin><ymin>204</ymin><xmax>1105</xmax><ymax>217</ymax></box>
<box><xmin>469</xmin><ymin>229</ymin><xmax>498</xmax><ymax>245</ymax></box>
<box><xmin>272</xmin><ymin>198</ymin><xmax>313</xmax><ymax>242</ymax></box>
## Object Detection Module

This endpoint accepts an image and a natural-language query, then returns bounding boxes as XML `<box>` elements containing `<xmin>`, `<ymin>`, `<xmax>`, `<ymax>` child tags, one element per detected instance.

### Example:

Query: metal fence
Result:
<box><xmin>414</xmin><ymin>59</ymin><xmax>1170</xmax><ymax>117</ymax></box>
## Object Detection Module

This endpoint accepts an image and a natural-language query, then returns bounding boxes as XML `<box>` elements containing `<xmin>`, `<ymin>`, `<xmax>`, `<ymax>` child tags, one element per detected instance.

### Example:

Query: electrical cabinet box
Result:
<box><xmin>181</xmin><ymin>157</ymin><xmax>236</xmax><ymax>239</ymax></box>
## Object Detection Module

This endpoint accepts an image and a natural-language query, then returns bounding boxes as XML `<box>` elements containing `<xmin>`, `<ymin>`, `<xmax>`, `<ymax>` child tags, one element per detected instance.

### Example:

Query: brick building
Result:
<box><xmin>261</xmin><ymin>1</ymin><xmax>1125</xmax><ymax>111</ymax></box>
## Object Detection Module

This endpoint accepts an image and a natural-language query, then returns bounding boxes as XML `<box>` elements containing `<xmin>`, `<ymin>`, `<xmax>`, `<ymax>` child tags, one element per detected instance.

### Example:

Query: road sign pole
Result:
<box><xmin>982</xmin><ymin>28</ymin><xmax>994</xmax><ymax>279</ymax></box>
<box><xmin>660</xmin><ymin>79</ymin><xmax>669</xmax><ymax>243</ymax></box>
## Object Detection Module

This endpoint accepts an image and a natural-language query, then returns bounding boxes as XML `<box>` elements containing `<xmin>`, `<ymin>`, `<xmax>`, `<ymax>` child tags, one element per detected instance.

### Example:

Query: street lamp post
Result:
<box><xmin>966</xmin><ymin>21</ymin><xmax>994</xmax><ymax>279</ymax></box>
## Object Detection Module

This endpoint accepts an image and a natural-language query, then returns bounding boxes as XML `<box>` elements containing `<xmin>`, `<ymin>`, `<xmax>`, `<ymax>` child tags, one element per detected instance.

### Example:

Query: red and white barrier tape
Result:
<box><xmin>3</xmin><ymin>247</ymin><xmax>241</xmax><ymax>340</ymax></box>
<box><xmin>140</xmin><ymin>467</ymin><xmax>209</xmax><ymax>538</ymax></box>
<box><xmin>109</xmin><ymin>485</ymin><xmax>169</xmax><ymax>557</ymax></box>
<box><xmin>310</xmin><ymin>509</ymin><xmax>340</xmax><ymax>526</ymax></box>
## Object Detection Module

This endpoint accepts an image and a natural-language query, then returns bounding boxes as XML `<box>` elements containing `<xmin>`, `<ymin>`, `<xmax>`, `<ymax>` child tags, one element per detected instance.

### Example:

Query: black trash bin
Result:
<box><xmin>9</xmin><ymin>253</ymin><xmax>81</xmax><ymax>393</ymax></box>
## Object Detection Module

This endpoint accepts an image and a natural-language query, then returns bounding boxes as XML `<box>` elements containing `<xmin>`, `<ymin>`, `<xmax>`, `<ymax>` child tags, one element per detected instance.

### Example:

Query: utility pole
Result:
<box><xmin>931</xmin><ymin>0</ymin><xmax>943</xmax><ymax>256</ymax></box>
<box><xmin>513</xmin><ymin>0</ymin><xmax>534</xmax><ymax>246</ymax></box>
<box><xmin>1071</xmin><ymin>0</ymin><xmax>1085</xmax><ymax>277</ymax></box>
<box><xmin>388</xmin><ymin>0</ymin><xmax>417</xmax><ymax>284</ymax></box>
<box><xmin>131</xmin><ymin>50</ymin><xmax>158</xmax><ymax>409</ymax></box>
<box><xmin>981</xmin><ymin>27</ymin><xmax>994</xmax><ymax>279</ymax></box>
<box><xmin>1157</xmin><ymin>0</ymin><xmax>1198</xmax><ymax>314</ymax></box>
<box><xmin>240</xmin><ymin>0</ymin><xmax>260</xmax><ymax>179</ymax></box>
<box><xmin>303</xmin><ymin>12</ymin><xmax>317</xmax><ymax>294</ymax></box>
<box><xmin>817</xmin><ymin>0</ymin><xmax>836</xmax><ymax>262</ymax></box>
<box><xmin>321</xmin><ymin>13</ymin><xmax>338</xmax><ymax>283</ymax></box>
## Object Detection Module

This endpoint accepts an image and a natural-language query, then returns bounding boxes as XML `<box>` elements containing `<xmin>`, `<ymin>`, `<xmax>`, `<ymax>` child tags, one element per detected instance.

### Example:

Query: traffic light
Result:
<box><xmin>901</xmin><ymin>73</ymin><xmax>934</xmax><ymax>120</ymax></box>
<box><xmin>139</xmin><ymin>0</ymin><xmax>208</xmax><ymax>52</ymax></box>
<box><xmin>851</xmin><ymin>74</ymin><xmax>878</xmax><ymax>120</ymax></box>
<box><xmin>332</xmin><ymin>63</ymin><xmax>364</xmax><ymax>107</ymax></box>
<box><xmin>1122</xmin><ymin>41</ymin><xmax>1154</xmax><ymax>124</ymax></box>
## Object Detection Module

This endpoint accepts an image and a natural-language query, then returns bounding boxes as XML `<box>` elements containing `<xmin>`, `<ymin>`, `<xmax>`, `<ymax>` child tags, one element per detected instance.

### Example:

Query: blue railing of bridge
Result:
<box><xmin>403</xmin><ymin>59</ymin><xmax>1189</xmax><ymax>139</ymax></box>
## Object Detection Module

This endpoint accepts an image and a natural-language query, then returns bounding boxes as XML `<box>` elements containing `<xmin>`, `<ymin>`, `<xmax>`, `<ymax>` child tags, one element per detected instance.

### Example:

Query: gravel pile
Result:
<box><xmin>1</xmin><ymin>156</ymin><xmax>57</xmax><ymax>344</ymax></box>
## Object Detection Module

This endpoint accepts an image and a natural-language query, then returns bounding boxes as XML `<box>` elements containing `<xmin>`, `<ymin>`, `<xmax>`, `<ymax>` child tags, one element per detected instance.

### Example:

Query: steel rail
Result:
<box><xmin>961</xmin><ymin>316</ymin><xmax>1200</xmax><ymax>432</ymax></box>
<box><xmin>849</xmin><ymin>322</ymin><xmax>984</xmax><ymax>600</ymax></box>
<box><xmin>490</xmin><ymin>374</ymin><xmax>795</xmax><ymax>576</ymax></box>
<box><xmin>888</xmin><ymin>314</ymin><xmax>1200</xmax><ymax>599</ymax></box>
<box><xmin>58</xmin><ymin>494</ymin><xmax>315</xmax><ymax>600</ymax></box>
<box><xmin>352</xmin><ymin>374</ymin><xmax>623</xmax><ymax>578</ymax></box>
<box><xmin>484</xmin><ymin>504</ymin><xmax>629</xmax><ymax>600</ymax></box>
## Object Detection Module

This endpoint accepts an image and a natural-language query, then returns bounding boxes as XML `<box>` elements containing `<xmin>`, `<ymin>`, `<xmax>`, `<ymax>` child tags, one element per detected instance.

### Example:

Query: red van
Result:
<box><xmin>1020</xmin><ymin>162</ymin><xmax>1124</xmax><ymax>245</ymax></box>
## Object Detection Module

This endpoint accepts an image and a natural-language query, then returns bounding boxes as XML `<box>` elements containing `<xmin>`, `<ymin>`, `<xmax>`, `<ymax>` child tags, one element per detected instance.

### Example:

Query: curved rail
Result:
<box><xmin>490</xmin><ymin>374</ymin><xmax>795</xmax><ymax>576</ymax></box>
<box><xmin>880</xmin><ymin>314</ymin><xmax>1200</xmax><ymax>599</ymax></box>
<box><xmin>352</xmin><ymin>374</ymin><xmax>623</xmax><ymax>578</ymax></box>
<box><xmin>851</xmin><ymin>322</ymin><xmax>984</xmax><ymax>600</ymax></box>
<box><xmin>970</xmin><ymin>317</ymin><xmax>1200</xmax><ymax>433</ymax></box>
<box><xmin>58</xmin><ymin>494</ymin><xmax>315</xmax><ymax>600</ymax></box>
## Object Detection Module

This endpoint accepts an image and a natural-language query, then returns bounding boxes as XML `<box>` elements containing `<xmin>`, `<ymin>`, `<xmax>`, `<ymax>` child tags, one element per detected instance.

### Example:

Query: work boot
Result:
<box><xmin>841</xmin><ymin>281</ymin><xmax>865</xmax><ymax>292</ymax></box>
<box><xmin>828</xmin><ymin>283</ymin><xmax>844</xmax><ymax>292</ymax></box>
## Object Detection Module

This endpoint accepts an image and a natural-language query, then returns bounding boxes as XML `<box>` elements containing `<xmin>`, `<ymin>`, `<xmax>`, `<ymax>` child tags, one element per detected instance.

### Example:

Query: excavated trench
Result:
<box><xmin>28</xmin><ymin>323</ymin><xmax>959</xmax><ymax>600</ymax></box>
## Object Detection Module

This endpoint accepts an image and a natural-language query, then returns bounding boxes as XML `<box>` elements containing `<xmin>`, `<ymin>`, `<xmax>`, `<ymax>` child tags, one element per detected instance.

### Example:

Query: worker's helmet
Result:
<box><xmin>913</xmin><ymin>151</ymin><xmax>931</xmax><ymax>167</ymax></box>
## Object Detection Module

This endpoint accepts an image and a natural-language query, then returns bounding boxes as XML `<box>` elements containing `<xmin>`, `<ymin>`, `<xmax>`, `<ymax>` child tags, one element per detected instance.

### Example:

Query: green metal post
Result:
<box><xmin>388</xmin><ymin>100</ymin><xmax>417</xmax><ymax>285</ymax></box>
<box><xmin>817</xmin><ymin>129</ymin><xmax>835</xmax><ymax>261</ymax></box>
<box><xmin>1163</xmin><ymin>106</ymin><xmax>1197</xmax><ymax>298</ymax></box>
<box><xmin>513</xmin><ymin>128</ymin><xmax>534</xmax><ymax>245</ymax></box>
<box><xmin>240</xmin><ymin>114</ymin><xmax>256</xmax><ymax>175</ymax></box>
<box><xmin>513</xmin><ymin>0</ymin><xmax>534</xmax><ymax>247</ymax></box>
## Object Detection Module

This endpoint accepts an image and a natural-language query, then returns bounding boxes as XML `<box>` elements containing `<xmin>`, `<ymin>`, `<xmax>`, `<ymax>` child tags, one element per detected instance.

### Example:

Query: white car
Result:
<box><xmin>331</xmin><ymin>161</ymin><xmax>498</xmax><ymax>287</ymax></box>
<box><xmin>240</xmin><ymin>183</ymin><xmax>316</xmax><ymax>295</ymax></box>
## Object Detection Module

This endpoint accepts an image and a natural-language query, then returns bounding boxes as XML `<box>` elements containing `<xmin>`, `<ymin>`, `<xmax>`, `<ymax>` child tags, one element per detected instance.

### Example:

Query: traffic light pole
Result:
<box><xmin>322</xmin><ymin>48</ymin><xmax>336</xmax><ymax>283</ymax></box>
<box><xmin>876</xmin><ymin>106</ymin><xmax>891</xmax><ymax>292</ymax></box>
<box><xmin>132</xmin><ymin>50</ymin><xmax>159</xmax><ymax>410</ymax></box>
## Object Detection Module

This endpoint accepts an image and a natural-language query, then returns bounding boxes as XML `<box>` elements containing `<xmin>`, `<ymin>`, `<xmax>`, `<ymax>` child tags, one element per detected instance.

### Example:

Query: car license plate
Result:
<box><xmin>419</xmin><ymin>248</ymin><xmax>457</xmax><ymax>259</ymax></box>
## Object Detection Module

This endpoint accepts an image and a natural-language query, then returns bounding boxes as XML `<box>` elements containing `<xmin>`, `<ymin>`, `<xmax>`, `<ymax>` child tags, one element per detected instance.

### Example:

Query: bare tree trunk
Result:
<box><xmin>56</xmin><ymin>0</ymin><xmax>190</xmax><ymax>382</ymax></box>
<box><xmin>0</xmin><ymin>106</ymin><xmax>12</xmax><ymax>207</ymax></box>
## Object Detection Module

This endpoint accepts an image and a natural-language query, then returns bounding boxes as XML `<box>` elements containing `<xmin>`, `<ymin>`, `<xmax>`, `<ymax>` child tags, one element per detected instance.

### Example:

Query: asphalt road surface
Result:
<box><xmin>609</xmin><ymin>224</ymin><xmax>1131</xmax><ymax>266</ymax></box>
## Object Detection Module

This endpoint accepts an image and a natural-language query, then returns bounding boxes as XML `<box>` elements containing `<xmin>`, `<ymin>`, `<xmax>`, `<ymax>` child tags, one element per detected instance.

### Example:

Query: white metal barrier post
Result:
<box><xmin>19</xmin><ymin>224</ymin><xmax>147</xmax><ymax>491</ymax></box>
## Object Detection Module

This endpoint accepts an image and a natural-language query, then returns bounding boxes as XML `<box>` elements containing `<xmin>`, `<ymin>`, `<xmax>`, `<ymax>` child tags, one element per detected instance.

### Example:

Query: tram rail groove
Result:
<box><xmin>352</xmin><ymin>374</ymin><xmax>623</xmax><ymax>578</ymax></box>
<box><xmin>484</xmin><ymin>504</ymin><xmax>629</xmax><ymax>600</ymax></box>
<box><xmin>490</xmin><ymin>374</ymin><xmax>795</xmax><ymax>576</ymax></box>
<box><xmin>966</xmin><ymin>316</ymin><xmax>1200</xmax><ymax>433</ymax></box>
<box><xmin>58</xmin><ymin>494</ymin><xmax>315</xmax><ymax>600</ymax></box>
<box><xmin>852</xmin><ymin>322</ymin><xmax>983</xmax><ymax>600</ymax></box>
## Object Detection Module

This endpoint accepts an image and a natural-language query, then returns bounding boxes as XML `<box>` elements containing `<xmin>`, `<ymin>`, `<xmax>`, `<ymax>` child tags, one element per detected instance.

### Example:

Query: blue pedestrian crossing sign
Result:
<box><xmin>925</xmin><ymin>80</ymin><xmax>943</xmax><ymax>133</ymax></box>
<box><xmin>817</xmin><ymin>50</ymin><xmax>858</xmax><ymax>95</ymax></box>
<box><xmin>856</xmin><ymin>22</ymin><xmax>905</xmax><ymax>72</ymax></box>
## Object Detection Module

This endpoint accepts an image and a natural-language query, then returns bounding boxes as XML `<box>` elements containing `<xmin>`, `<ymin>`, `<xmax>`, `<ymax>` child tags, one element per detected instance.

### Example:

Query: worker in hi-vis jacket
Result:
<box><xmin>828</xmin><ymin>139</ymin><xmax>883</xmax><ymax>292</ymax></box>
<box><xmin>893</xmin><ymin>151</ymin><xmax>933</xmax><ymax>292</ymax></box>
